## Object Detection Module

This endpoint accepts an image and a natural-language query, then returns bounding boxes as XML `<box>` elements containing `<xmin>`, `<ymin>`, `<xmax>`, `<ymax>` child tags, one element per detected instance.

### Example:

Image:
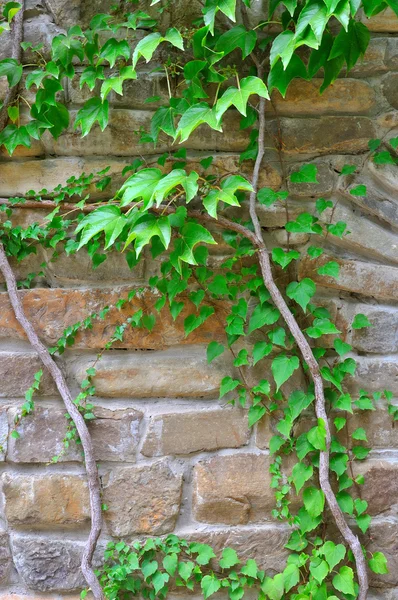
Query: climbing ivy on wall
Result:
<box><xmin>0</xmin><ymin>0</ymin><xmax>397</xmax><ymax>599</ymax></box>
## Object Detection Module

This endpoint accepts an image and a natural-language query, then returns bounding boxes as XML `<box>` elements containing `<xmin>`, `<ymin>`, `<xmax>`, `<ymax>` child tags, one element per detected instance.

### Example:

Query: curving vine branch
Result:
<box><xmin>0</xmin><ymin>244</ymin><xmax>105</xmax><ymax>599</ymax></box>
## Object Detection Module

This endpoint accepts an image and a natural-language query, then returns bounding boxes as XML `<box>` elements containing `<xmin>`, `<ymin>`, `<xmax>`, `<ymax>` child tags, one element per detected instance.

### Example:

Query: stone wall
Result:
<box><xmin>0</xmin><ymin>1</ymin><xmax>398</xmax><ymax>599</ymax></box>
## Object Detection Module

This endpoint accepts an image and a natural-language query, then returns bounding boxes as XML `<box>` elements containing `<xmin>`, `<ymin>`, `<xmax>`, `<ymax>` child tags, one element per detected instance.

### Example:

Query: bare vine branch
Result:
<box><xmin>0</xmin><ymin>244</ymin><xmax>104</xmax><ymax>600</ymax></box>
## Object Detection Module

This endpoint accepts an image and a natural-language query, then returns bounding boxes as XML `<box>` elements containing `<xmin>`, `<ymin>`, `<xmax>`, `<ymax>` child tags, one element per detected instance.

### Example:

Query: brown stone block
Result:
<box><xmin>193</xmin><ymin>453</ymin><xmax>276</xmax><ymax>524</ymax></box>
<box><xmin>360</xmin><ymin>7</ymin><xmax>398</xmax><ymax>31</ymax></box>
<box><xmin>0</xmin><ymin>352</ymin><xmax>57</xmax><ymax>398</ymax></box>
<box><xmin>0</xmin><ymin>287</ymin><xmax>228</xmax><ymax>349</ymax></box>
<box><xmin>2</xmin><ymin>473</ymin><xmax>90</xmax><ymax>528</ymax></box>
<box><xmin>298</xmin><ymin>255</ymin><xmax>398</xmax><ymax>301</ymax></box>
<box><xmin>74</xmin><ymin>345</ymin><xmax>232</xmax><ymax>398</ymax></box>
<box><xmin>141</xmin><ymin>408</ymin><xmax>249</xmax><ymax>456</ymax></box>
<box><xmin>272</xmin><ymin>79</ymin><xmax>376</xmax><ymax>116</ymax></box>
<box><xmin>102</xmin><ymin>461</ymin><xmax>182</xmax><ymax>536</ymax></box>
<box><xmin>352</xmin><ymin>459</ymin><xmax>398</xmax><ymax>515</ymax></box>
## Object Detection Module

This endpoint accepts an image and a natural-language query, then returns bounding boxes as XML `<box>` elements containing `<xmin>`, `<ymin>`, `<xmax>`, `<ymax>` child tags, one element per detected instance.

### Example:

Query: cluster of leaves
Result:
<box><xmin>96</xmin><ymin>534</ymin><xmax>387</xmax><ymax>600</ymax></box>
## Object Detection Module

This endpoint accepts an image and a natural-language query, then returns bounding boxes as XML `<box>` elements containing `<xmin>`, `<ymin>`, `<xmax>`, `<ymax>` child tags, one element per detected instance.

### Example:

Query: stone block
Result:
<box><xmin>279</xmin><ymin>116</ymin><xmax>375</xmax><ymax>155</ymax></box>
<box><xmin>360</xmin><ymin>7</ymin><xmax>398</xmax><ymax>31</ymax></box>
<box><xmin>383</xmin><ymin>73</ymin><xmax>398</xmax><ymax>109</ymax></box>
<box><xmin>367</xmin><ymin>521</ymin><xmax>398</xmax><ymax>588</ymax></box>
<box><xmin>346</xmin><ymin>357</ymin><xmax>398</xmax><ymax>396</ymax></box>
<box><xmin>2</xmin><ymin>473</ymin><xmax>90</xmax><ymax>528</ymax></box>
<box><xmin>141</xmin><ymin>408</ymin><xmax>249</xmax><ymax>456</ymax></box>
<box><xmin>0</xmin><ymin>352</ymin><xmax>57</xmax><ymax>398</ymax></box>
<box><xmin>10</xmin><ymin>536</ymin><xmax>103</xmax><ymax>592</ymax></box>
<box><xmin>193</xmin><ymin>453</ymin><xmax>275</xmax><ymax>524</ymax></box>
<box><xmin>346</xmin><ymin>406</ymin><xmax>398</xmax><ymax>449</ymax></box>
<box><xmin>74</xmin><ymin>345</ymin><xmax>233</xmax><ymax>398</ymax></box>
<box><xmin>7</xmin><ymin>405</ymin><xmax>142</xmax><ymax>463</ymax></box>
<box><xmin>352</xmin><ymin>459</ymin><xmax>398</xmax><ymax>515</ymax></box>
<box><xmin>102</xmin><ymin>461</ymin><xmax>182</xmax><ymax>536</ymax></box>
<box><xmin>0</xmin><ymin>287</ymin><xmax>227</xmax><ymax>349</ymax></box>
<box><xmin>287</xmin><ymin>162</ymin><xmax>335</xmax><ymax>197</ymax></box>
<box><xmin>298</xmin><ymin>255</ymin><xmax>398</xmax><ymax>301</ymax></box>
<box><xmin>350</xmin><ymin>307</ymin><xmax>398</xmax><ymax>354</ymax></box>
<box><xmin>0</xmin><ymin>532</ymin><xmax>12</xmax><ymax>584</ymax></box>
<box><xmin>272</xmin><ymin>79</ymin><xmax>376</xmax><ymax>116</ymax></box>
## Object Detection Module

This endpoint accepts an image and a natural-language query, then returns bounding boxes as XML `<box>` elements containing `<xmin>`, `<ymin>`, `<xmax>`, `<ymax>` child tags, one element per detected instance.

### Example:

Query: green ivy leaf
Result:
<box><xmin>219</xmin><ymin>376</ymin><xmax>241</xmax><ymax>398</ymax></box>
<box><xmin>175</xmin><ymin>103</ymin><xmax>221</xmax><ymax>144</ymax></box>
<box><xmin>261</xmin><ymin>573</ymin><xmax>285</xmax><ymax>600</ymax></box>
<box><xmin>219</xmin><ymin>548</ymin><xmax>240</xmax><ymax>569</ymax></box>
<box><xmin>0</xmin><ymin>58</ymin><xmax>22</xmax><ymax>86</ymax></box>
<box><xmin>352</xmin><ymin>313</ymin><xmax>372</xmax><ymax>329</ymax></box>
<box><xmin>307</xmin><ymin>418</ymin><xmax>327</xmax><ymax>451</ymax></box>
<box><xmin>332</xmin><ymin>566</ymin><xmax>355</xmax><ymax>596</ymax></box>
<box><xmin>271</xmin><ymin>354</ymin><xmax>300</xmax><ymax>390</ymax></box>
<box><xmin>286</xmin><ymin>278</ymin><xmax>316</xmax><ymax>312</ymax></box>
<box><xmin>75</xmin><ymin>97</ymin><xmax>109</xmax><ymax>137</ymax></box>
<box><xmin>303</xmin><ymin>486</ymin><xmax>325</xmax><ymax>517</ymax></box>
<box><xmin>272</xmin><ymin>248</ymin><xmax>300</xmax><ymax>269</ymax></box>
<box><xmin>201</xmin><ymin>575</ymin><xmax>221</xmax><ymax>599</ymax></box>
<box><xmin>356</xmin><ymin>513</ymin><xmax>371</xmax><ymax>533</ymax></box>
<box><xmin>252</xmin><ymin>341</ymin><xmax>273</xmax><ymax>365</ymax></box>
<box><xmin>317</xmin><ymin>261</ymin><xmax>340</xmax><ymax>279</ymax></box>
<box><xmin>248</xmin><ymin>302</ymin><xmax>280</xmax><ymax>333</ymax></box>
<box><xmin>369</xmin><ymin>552</ymin><xmax>389</xmax><ymax>574</ymax></box>
<box><xmin>322</xmin><ymin>541</ymin><xmax>346</xmax><ymax>571</ymax></box>
<box><xmin>207</xmin><ymin>341</ymin><xmax>225</xmax><ymax>363</ymax></box>
<box><xmin>334</xmin><ymin>339</ymin><xmax>352</xmax><ymax>356</ymax></box>
<box><xmin>215</xmin><ymin>76</ymin><xmax>269</xmax><ymax>120</ymax></box>
<box><xmin>215</xmin><ymin>25</ymin><xmax>257</xmax><ymax>59</ymax></box>
<box><xmin>290</xmin><ymin>164</ymin><xmax>318</xmax><ymax>183</ymax></box>
<box><xmin>292</xmin><ymin>462</ymin><xmax>313</xmax><ymax>494</ymax></box>
<box><xmin>350</xmin><ymin>184</ymin><xmax>367</xmax><ymax>196</ymax></box>
<box><xmin>309</xmin><ymin>559</ymin><xmax>329</xmax><ymax>585</ymax></box>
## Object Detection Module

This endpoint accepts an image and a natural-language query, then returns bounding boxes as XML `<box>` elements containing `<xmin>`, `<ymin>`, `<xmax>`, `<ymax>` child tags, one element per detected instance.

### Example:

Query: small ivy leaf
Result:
<box><xmin>357</xmin><ymin>513</ymin><xmax>371</xmax><ymax>533</ymax></box>
<box><xmin>219</xmin><ymin>376</ymin><xmax>241</xmax><ymax>398</ymax></box>
<box><xmin>268</xmin><ymin>327</ymin><xmax>286</xmax><ymax>347</ymax></box>
<box><xmin>354</xmin><ymin>498</ymin><xmax>368</xmax><ymax>515</ymax></box>
<box><xmin>352</xmin><ymin>427</ymin><xmax>367</xmax><ymax>441</ymax></box>
<box><xmin>184</xmin><ymin>306</ymin><xmax>215</xmax><ymax>336</ymax></box>
<box><xmin>350</xmin><ymin>184</ymin><xmax>367</xmax><ymax>196</ymax></box>
<box><xmin>332</xmin><ymin>566</ymin><xmax>355</xmax><ymax>596</ymax></box>
<box><xmin>373</xmin><ymin>151</ymin><xmax>396</xmax><ymax>165</ymax></box>
<box><xmin>340</xmin><ymin>164</ymin><xmax>357</xmax><ymax>175</ymax></box>
<box><xmin>178</xmin><ymin>561</ymin><xmax>194</xmax><ymax>581</ymax></box>
<box><xmin>309</xmin><ymin>559</ymin><xmax>329</xmax><ymax>585</ymax></box>
<box><xmin>316</xmin><ymin>198</ymin><xmax>333</xmax><ymax>214</ymax></box>
<box><xmin>269</xmin><ymin>435</ymin><xmax>285</xmax><ymax>454</ymax></box>
<box><xmin>152</xmin><ymin>571</ymin><xmax>169</xmax><ymax>594</ymax></box>
<box><xmin>330</xmin><ymin>452</ymin><xmax>348</xmax><ymax>476</ymax></box>
<box><xmin>283</xmin><ymin>564</ymin><xmax>300</xmax><ymax>592</ymax></box>
<box><xmin>215</xmin><ymin>76</ymin><xmax>269</xmax><ymax>120</ymax></box>
<box><xmin>290</xmin><ymin>164</ymin><xmax>318</xmax><ymax>183</ymax></box>
<box><xmin>334</xmin><ymin>417</ymin><xmax>346</xmax><ymax>431</ymax></box>
<box><xmin>252</xmin><ymin>341</ymin><xmax>273</xmax><ymax>365</ymax></box>
<box><xmin>233</xmin><ymin>349</ymin><xmax>249</xmax><ymax>367</ymax></box>
<box><xmin>334</xmin><ymin>338</ymin><xmax>352</xmax><ymax>356</ymax></box>
<box><xmin>286</xmin><ymin>278</ymin><xmax>316</xmax><ymax>312</ymax></box>
<box><xmin>260</xmin><ymin>573</ymin><xmax>285</xmax><ymax>600</ymax></box>
<box><xmin>207</xmin><ymin>341</ymin><xmax>224</xmax><ymax>363</ymax></box>
<box><xmin>352</xmin><ymin>445</ymin><xmax>371</xmax><ymax>460</ymax></box>
<box><xmin>240</xmin><ymin>558</ymin><xmax>258</xmax><ymax>578</ymax></box>
<box><xmin>191</xmin><ymin>542</ymin><xmax>216</xmax><ymax>565</ymax></box>
<box><xmin>170</xmin><ymin>301</ymin><xmax>184</xmax><ymax>321</ymax></box>
<box><xmin>322</xmin><ymin>541</ymin><xmax>346</xmax><ymax>571</ymax></box>
<box><xmin>306</xmin><ymin>318</ymin><xmax>341</xmax><ymax>339</ymax></box>
<box><xmin>175</xmin><ymin>103</ymin><xmax>222</xmax><ymax>144</ymax></box>
<box><xmin>201</xmin><ymin>575</ymin><xmax>221</xmax><ymax>599</ymax></box>
<box><xmin>75</xmin><ymin>97</ymin><xmax>109</xmax><ymax>137</ymax></box>
<box><xmin>368</xmin><ymin>138</ymin><xmax>381</xmax><ymax>151</ymax></box>
<box><xmin>272</xmin><ymin>248</ymin><xmax>300</xmax><ymax>269</ymax></box>
<box><xmin>303</xmin><ymin>486</ymin><xmax>325</xmax><ymax>518</ymax></box>
<box><xmin>215</xmin><ymin>25</ymin><xmax>256</xmax><ymax>59</ymax></box>
<box><xmin>389</xmin><ymin>136</ymin><xmax>398</xmax><ymax>150</ymax></box>
<box><xmin>292</xmin><ymin>462</ymin><xmax>313</xmax><ymax>494</ymax></box>
<box><xmin>307</xmin><ymin>246</ymin><xmax>324</xmax><ymax>259</ymax></box>
<box><xmin>0</xmin><ymin>57</ymin><xmax>23</xmax><ymax>86</ymax></box>
<box><xmin>248</xmin><ymin>302</ymin><xmax>280</xmax><ymax>333</ymax></box>
<box><xmin>352</xmin><ymin>313</ymin><xmax>372</xmax><ymax>329</ymax></box>
<box><xmin>317</xmin><ymin>261</ymin><xmax>340</xmax><ymax>279</ymax></box>
<box><xmin>288</xmin><ymin>390</ymin><xmax>314</xmax><ymax>421</ymax></box>
<box><xmin>141</xmin><ymin>560</ymin><xmax>158</xmax><ymax>579</ymax></box>
<box><xmin>248</xmin><ymin>404</ymin><xmax>266</xmax><ymax>427</ymax></box>
<box><xmin>307</xmin><ymin>418</ymin><xmax>327</xmax><ymax>451</ymax></box>
<box><xmin>271</xmin><ymin>354</ymin><xmax>300</xmax><ymax>391</ymax></box>
<box><xmin>336</xmin><ymin>490</ymin><xmax>354</xmax><ymax>515</ymax></box>
<box><xmin>368</xmin><ymin>552</ymin><xmax>389</xmax><ymax>574</ymax></box>
<box><xmin>219</xmin><ymin>548</ymin><xmax>240</xmax><ymax>569</ymax></box>
<box><xmin>327</xmin><ymin>221</ymin><xmax>347</xmax><ymax>238</ymax></box>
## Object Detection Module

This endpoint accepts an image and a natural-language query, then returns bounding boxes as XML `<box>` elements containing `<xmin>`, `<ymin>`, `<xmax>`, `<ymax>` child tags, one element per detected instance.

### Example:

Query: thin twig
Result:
<box><xmin>0</xmin><ymin>244</ymin><xmax>105</xmax><ymax>600</ymax></box>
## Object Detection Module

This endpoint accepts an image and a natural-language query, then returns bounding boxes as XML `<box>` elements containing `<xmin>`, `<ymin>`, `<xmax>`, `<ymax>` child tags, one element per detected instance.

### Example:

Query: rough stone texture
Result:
<box><xmin>346</xmin><ymin>407</ymin><xmax>398</xmax><ymax>448</ymax></box>
<box><xmin>346</xmin><ymin>357</ymin><xmax>398</xmax><ymax>395</ymax></box>
<box><xmin>350</xmin><ymin>306</ymin><xmax>398</xmax><ymax>353</ymax></box>
<box><xmin>2</xmin><ymin>473</ymin><xmax>90</xmax><ymax>529</ymax></box>
<box><xmin>0</xmin><ymin>532</ymin><xmax>12</xmax><ymax>584</ymax></box>
<box><xmin>0</xmin><ymin>352</ymin><xmax>57</xmax><ymax>397</ymax></box>
<box><xmin>360</xmin><ymin>7</ymin><xmax>398</xmax><ymax>31</ymax></box>
<box><xmin>74</xmin><ymin>346</ymin><xmax>232</xmax><ymax>398</ymax></box>
<box><xmin>7</xmin><ymin>405</ymin><xmax>142</xmax><ymax>463</ymax></box>
<box><xmin>288</xmin><ymin>162</ymin><xmax>336</xmax><ymax>197</ymax></box>
<box><xmin>193</xmin><ymin>454</ymin><xmax>276</xmax><ymax>524</ymax></box>
<box><xmin>298</xmin><ymin>255</ymin><xmax>398</xmax><ymax>300</ymax></box>
<box><xmin>352</xmin><ymin>459</ymin><xmax>398</xmax><ymax>515</ymax></box>
<box><xmin>367</xmin><ymin>521</ymin><xmax>398</xmax><ymax>588</ymax></box>
<box><xmin>102</xmin><ymin>461</ymin><xmax>182</xmax><ymax>536</ymax></box>
<box><xmin>141</xmin><ymin>409</ymin><xmax>249</xmax><ymax>456</ymax></box>
<box><xmin>10</xmin><ymin>536</ymin><xmax>103</xmax><ymax>592</ymax></box>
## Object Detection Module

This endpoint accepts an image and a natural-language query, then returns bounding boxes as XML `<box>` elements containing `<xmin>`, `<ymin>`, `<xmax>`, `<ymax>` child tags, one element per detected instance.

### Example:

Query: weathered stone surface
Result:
<box><xmin>352</xmin><ymin>459</ymin><xmax>398</xmax><ymax>515</ymax></box>
<box><xmin>350</xmin><ymin>306</ymin><xmax>398</xmax><ymax>353</ymax></box>
<box><xmin>7</xmin><ymin>405</ymin><xmax>142</xmax><ymax>463</ymax></box>
<box><xmin>10</xmin><ymin>536</ymin><xmax>103</xmax><ymax>591</ymax></box>
<box><xmin>2</xmin><ymin>473</ymin><xmax>90</xmax><ymax>528</ymax></box>
<box><xmin>0</xmin><ymin>352</ymin><xmax>57</xmax><ymax>397</ymax></box>
<box><xmin>360</xmin><ymin>7</ymin><xmax>398</xmax><ymax>31</ymax></box>
<box><xmin>272</xmin><ymin>79</ymin><xmax>376</xmax><ymax>116</ymax></box>
<box><xmin>346</xmin><ymin>357</ymin><xmax>398</xmax><ymax>395</ymax></box>
<box><xmin>383</xmin><ymin>73</ymin><xmax>398</xmax><ymax>109</ymax></box>
<box><xmin>350</xmin><ymin>38</ymin><xmax>388</xmax><ymax>76</ymax></box>
<box><xmin>74</xmin><ymin>346</ymin><xmax>232</xmax><ymax>398</ymax></box>
<box><xmin>0</xmin><ymin>410</ymin><xmax>7</xmax><ymax>461</ymax></box>
<box><xmin>319</xmin><ymin>200</ymin><xmax>398</xmax><ymax>264</ymax></box>
<box><xmin>367</xmin><ymin>521</ymin><xmax>398</xmax><ymax>588</ymax></box>
<box><xmin>0</xmin><ymin>532</ymin><xmax>12</xmax><ymax>584</ymax></box>
<box><xmin>193</xmin><ymin>454</ymin><xmax>275</xmax><ymax>524</ymax></box>
<box><xmin>102</xmin><ymin>461</ymin><xmax>182</xmax><ymax>536</ymax></box>
<box><xmin>279</xmin><ymin>117</ymin><xmax>375</xmax><ymax>155</ymax></box>
<box><xmin>185</xmin><ymin>526</ymin><xmax>290</xmax><ymax>574</ymax></box>
<box><xmin>0</xmin><ymin>287</ymin><xmax>227</xmax><ymax>349</ymax></box>
<box><xmin>0</xmin><ymin>16</ymin><xmax>63</xmax><ymax>64</ymax></box>
<box><xmin>346</xmin><ymin>406</ymin><xmax>398</xmax><ymax>448</ymax></box>
<box><xmin>141</xmin><ymin>409</ymin><xmax>249</xmax><ymax>456</ymax></box>
<box><xmin>298</xmin><ymin>255</ymin><xmax>398</xmax><ymax>301</ymax></box>
<box><xmin>288</xmin><ymin>162</ymin><xmax>335</xmax><ymax>197</ymax></box>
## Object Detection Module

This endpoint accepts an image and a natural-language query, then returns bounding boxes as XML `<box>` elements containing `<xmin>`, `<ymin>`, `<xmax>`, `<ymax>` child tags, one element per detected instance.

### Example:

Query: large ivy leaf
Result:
<box><xmin>215</xmin><ymin>76</ymin><xmax>269</xmax><ymax>120</ymax></box>
<box><xmin>125</xmin><ymin>214</ymin><xmax>171</xmax><ymax>256</ymax></box>
<box><xmin>295</xmin><ymin>0</ymin><xmax>328</xmax><ymax>44</ymax></box>
<box><xmin>175</xmin><ymin>103</ymin><xmax>221</xmax><ymax>143</ymax></box>
<box><xmin>215</xmin><ymin>25</ymin><xmax>257</xmax><ymax>59</ymax></box>
<box><xmin>203</xmin><ymin>0</ymin><xmax>237</xmax><ymax>34</ymax></box>
<box><xmin>119</xmin><ymin>168</ymin><xmax>163</xmax><ymax>207</ymax></box>
<box><xmin>332</xmin><ymin>566</ymin><xmax>355</xmax><ymax>596</ymax></box>
<box><xmin>74</xmin><ymin>97</ymin><xmax>109</xmax><ymax>136</ymax></box>
<box><xmin>179</xmin><ymin>222</ymin><xmax>217</xmax><ymax>265</ymax></box>
<box><xmin>248</xmin><ymin>302</ymin><xmax>280</xmax><ymax>333</ymax></box>
<box><xmin>203</xmin><ymin>175</ymin><xmax>252</xmax><ymax>218</ymax></box>
<box><xmin>322</xmin><ymin>541</ymin><xmax>346</xmax><ymax>571</ymax></box>
<box><xmin>152</xmin><ymin>170</ymin><xmax>199</xmax><ymax>207</ymax></box>
<box><xmin>286</xmin><ymin>278</ymin><xmax>316</xmax><ymax>312</ymax></box>
<box><xmin>75</xmin><ymin>206</ymin><xmax>127</xmax><ymax>250</ymax></box>
<box><xmin>0</xmin><ymin>124</ymin><xmax>31</xmax><ymax>155</ymax></box>
<box><xmin>303</xmin><ymin>486</ymin><xmax>325</xmax><ymax>517</ymax></box>
<box><xmin>99</xmin><ymin>38</ymin><xmax>130</xmax><ymax>67</ymax></box>
<box><xmin>0</xmin><ymin>58</ymin><xmax>22</xmax><ymax>87</ymax></box>
<box><xmin>132</xmin><ymin>28</ymin><xmax>183</xmax><ymax>68</ymax></box>
<box><xmin>328</xmin><ymin>20</ymin><xmax>370</xmax><ymax>71</ymax></box>
<box><xmin>268</xmin><ymin>55</ymin><xmax>308</xmax><ymax>97</ymax></box>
